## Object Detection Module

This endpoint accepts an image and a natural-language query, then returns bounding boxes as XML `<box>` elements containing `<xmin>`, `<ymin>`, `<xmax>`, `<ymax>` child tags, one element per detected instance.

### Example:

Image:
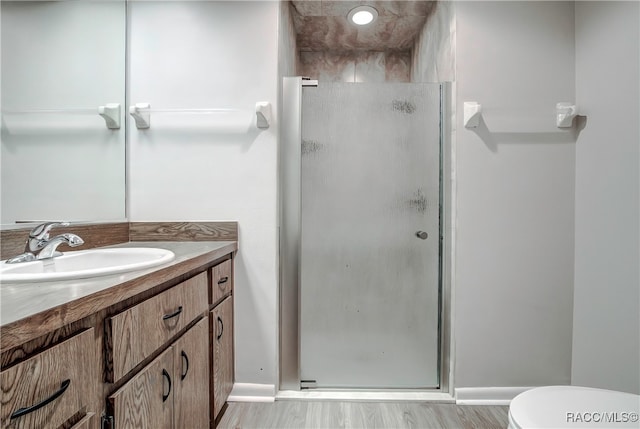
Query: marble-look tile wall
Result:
<box><xmin>411</xmin><ymin>1</ymin><xmax>455</xmax><ymax>82</ymax></box>
<box><xmin>298</xmin><ymin>50</ymin><xmax>411</xmax><ymax>83</ymax></box>
<box><xmin>292</xmin><ymin>1</ymin><xmax>435</xmax><ymax>51</ymax></box>
<box><xmin>280</xmin><ymin>1</ymin><xmax>299</xmax><ymax>77</ymax></box>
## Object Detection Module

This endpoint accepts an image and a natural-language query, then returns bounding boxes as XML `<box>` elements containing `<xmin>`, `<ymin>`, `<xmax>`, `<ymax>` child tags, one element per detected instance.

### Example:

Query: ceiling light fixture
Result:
<box><xmin>348</xmin><ymin>5</ymin><xmax>378</xmax><ymax>26</ymax></box>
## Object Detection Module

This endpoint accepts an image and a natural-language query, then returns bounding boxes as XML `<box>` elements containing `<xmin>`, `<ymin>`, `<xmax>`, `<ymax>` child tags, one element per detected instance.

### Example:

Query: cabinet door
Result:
<box><xmin>173</xmin><ymin>318</ymin><xmax>209</xmax><ymax>429</ymax></box>
<box><xmin>0</xmin><ymin>329</ymin><xmax>96</xmax><ymax>429</ymax></box>
<box><xmin>109</xmin><ymin>347</ymin><xmax>173</xmax><ymax>429</ymax></box>
<box><xmin>211</xmin><ymin>296</ymin><xmax>233</xmax><ymax>420</ymax></box>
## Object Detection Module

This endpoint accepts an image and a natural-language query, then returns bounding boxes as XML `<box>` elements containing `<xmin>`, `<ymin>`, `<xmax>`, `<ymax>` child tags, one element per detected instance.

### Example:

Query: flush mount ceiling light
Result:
<box><xmin>348</xmin><ymin>5</ymin><xmax>378</xmax><ymax>26</ymax></box>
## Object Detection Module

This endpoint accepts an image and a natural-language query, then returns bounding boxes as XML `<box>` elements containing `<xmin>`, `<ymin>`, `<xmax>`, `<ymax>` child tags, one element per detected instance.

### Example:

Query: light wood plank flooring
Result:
<box><xmin>218</xmin><ymin>401</ymin><xmax>509</xmax><ymax>429</ymax></box>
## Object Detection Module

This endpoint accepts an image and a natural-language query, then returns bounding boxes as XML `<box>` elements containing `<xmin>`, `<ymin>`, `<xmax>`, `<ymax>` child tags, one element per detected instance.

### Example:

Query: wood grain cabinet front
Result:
<box><xmin>108</xmin><ymin>318</ymin><xmax>210</xmax><ymax>429</ymax></box>
<box><xmin>108</xmin><ymin>345</ymin><xmax>174</xmax><ymax>429</ymax></box>
<box><xmin>0</xmin><ymin>328</ymin><xmax>97</xmax><ymax>429</ymax></box>
<box><xmin>210</xmin><ymin>259</ymin><xmax>232</xmax><ymax>306</ymax></box>
<box><xmin>69</xmin><ymin>413</ymin><xmax>95</xmax><ymax>429</ymax></box>
<box><xmin>172</xmin><ymin>317</ymin><xmax>210</xmax><ymax>429</ymax></box>
<box><xmin>105</xmin><ymin>272</ymin><xmax>208</xmax><ymax>382</ymax></box>
<box><xmin>211</xmin><ymin>296</ymin><xmax>234</xmax><ymax>422</ymax></box>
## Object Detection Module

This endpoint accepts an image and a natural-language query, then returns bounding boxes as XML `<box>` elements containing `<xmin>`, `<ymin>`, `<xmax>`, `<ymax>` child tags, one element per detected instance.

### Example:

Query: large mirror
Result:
<box><xmin>1</xmin><ymin>0</ymin><xmax>127</xmax><ymax>226</ymax></box>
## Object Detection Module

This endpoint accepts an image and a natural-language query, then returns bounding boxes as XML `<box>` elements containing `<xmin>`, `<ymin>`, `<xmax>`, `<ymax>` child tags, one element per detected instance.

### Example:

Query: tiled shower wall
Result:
<box><xmin>297</xmin><ymin>50</ymin><xmax>411</xmax><ymax>83</ymax></box>
<box><xmin>293</xmin><ymin>1</ymin><xmax>453</xmax><ymax>83</ymax></box>
<box><xmin>411</xmin><ymin>1</ymin><xmax>455</xmax><ymax>82</ymax></box>
<box><xmin>280</xmin><ymin>0</ymin><xmax>298</xmax><ymax>78</ymax></box>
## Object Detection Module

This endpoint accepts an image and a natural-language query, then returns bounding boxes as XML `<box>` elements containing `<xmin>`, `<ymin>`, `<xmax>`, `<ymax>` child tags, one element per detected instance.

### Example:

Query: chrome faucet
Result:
<box><xmin>5</xmin><ymin>222</ymin><xmax>85</xmax><ymax>264</ymax></box>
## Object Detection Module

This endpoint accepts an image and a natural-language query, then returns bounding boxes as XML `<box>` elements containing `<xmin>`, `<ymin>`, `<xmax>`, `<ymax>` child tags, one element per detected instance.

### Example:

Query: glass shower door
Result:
<box><xmin>300</xmin><ymin>83</ymin><xmax>442</xmax><ymax>389</ymax></box>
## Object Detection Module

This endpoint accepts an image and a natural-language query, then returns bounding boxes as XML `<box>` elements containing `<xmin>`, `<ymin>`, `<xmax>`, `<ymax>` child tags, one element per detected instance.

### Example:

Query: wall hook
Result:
<box><xmin>556</xmin><ymin>102</ymin><xmax>577</xmax><ymax>128</ymax></box>
<box><xmin>464</xmin><ymin>101</ymin><xmax>482</xmax><ymax>128</ymax></box>
<box><xmin>98</xmin><ymin>103</ymin><xmax>121</xmax><ymax>129</ymax></box>
<box><xmin>255</xmin><ymin>102</ymin><xmax>271</xmax><ymax>129</ymax></box>
<box><xmin>129</xmin><ymin>103</ymin><xmax>151</xmax><ymax>129</ymax></box>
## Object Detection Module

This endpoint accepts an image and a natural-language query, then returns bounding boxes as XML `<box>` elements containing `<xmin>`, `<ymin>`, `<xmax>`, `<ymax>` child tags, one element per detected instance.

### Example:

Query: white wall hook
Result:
<box><xmin>464</xmin><ymin>101</ymin><xmax>482</xmax><ymax>128</ymax></box>
<box><xmin>129</xmin><ymin>103</ymin><xmax>151</xmax><ymax>129</ymax></box>
<box><xmin>255</xmin><ymin>101</ymin><xmax>271</xmax><ymax>129</ymax></box>
<box><xmin>556</xmin><ymin>102</ymin><xmax>577</xmax><ymax>128</ymax></box>
<box><xmin>98</xmin><ymin>103</ymin><xmax>121</xmax><ymax>129</ymax></box>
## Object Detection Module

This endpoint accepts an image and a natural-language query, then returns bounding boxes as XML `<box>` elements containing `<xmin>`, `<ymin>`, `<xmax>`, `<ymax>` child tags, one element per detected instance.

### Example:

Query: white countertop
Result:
<box><xmin>0</xmin><ymin>241</ymin><xmax>236</xmax><ymax>328</ymax></box>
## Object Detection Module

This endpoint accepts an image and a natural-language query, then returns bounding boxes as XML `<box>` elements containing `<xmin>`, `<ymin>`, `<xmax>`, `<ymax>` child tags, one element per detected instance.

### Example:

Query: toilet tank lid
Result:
<box><xmin>509</xmin><ymin>386</ymin><xmax>640</xmax><ymax>429</ymax></box>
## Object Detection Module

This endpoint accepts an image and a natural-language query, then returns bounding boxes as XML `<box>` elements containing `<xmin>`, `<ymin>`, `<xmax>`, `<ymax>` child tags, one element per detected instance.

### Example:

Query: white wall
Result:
<box><xmin>127</xmin><ymin>1</ymin><xmax>639</xmax><ymax>396</ymax></box>
<box><xmin>572</xmin><ymin>1</ymin><xmax>640</xmax><ymax>395</ymax></box>
<box><xmin>127</xmin><ymin>1</ymin><xmax>280</xmax><ymax>387</ymax></box>
<box><xmin>454</xmin><ymin>1</ymin><xmax>576</xmax><ymax>389</ymax></box>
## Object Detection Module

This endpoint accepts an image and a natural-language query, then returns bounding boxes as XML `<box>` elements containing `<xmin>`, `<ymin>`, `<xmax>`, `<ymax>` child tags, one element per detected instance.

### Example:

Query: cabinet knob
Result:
<box><xmin>416</xmin><ymin>231</ymin><xmax>428</xmax><ymax>240</ymax></box>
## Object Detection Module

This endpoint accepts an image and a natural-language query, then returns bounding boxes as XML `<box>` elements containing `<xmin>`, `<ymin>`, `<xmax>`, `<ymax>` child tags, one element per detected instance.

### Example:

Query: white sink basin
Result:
<box><xmin>0</xmin><ymin>248</ymin><xmax>175</xmax><ymax>283</ymax></box>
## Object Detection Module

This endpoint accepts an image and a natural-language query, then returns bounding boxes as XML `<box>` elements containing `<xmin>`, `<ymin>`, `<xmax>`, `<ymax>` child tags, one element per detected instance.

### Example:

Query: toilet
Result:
<box><xmin>508</xmin><ymin>386</ymin><xmax>640</xmax><ymax>429</ymax></box>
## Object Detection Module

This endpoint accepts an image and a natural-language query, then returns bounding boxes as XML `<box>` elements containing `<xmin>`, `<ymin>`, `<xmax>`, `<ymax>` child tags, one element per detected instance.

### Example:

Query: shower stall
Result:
<box><xmin>280</xmin><ymin>77</ymin><xmax>451</xmax><ymax>393</ymax></box>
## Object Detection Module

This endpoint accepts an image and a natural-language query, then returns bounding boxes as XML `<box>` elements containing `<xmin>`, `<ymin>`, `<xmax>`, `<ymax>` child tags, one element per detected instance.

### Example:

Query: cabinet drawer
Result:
<box><xmin>1</xmin><ymin>329</ymin><xmax>96</xmax><ymax>429</ymax></box>
<box><xmin>106</xmin><ymin>272</ymin><xmax>208</xmax><ymax>382</ymax></box>
<box><xmin>210</xmin><ymin>259</ymin><xmax>232</xmax><ymax>305</ymax></box>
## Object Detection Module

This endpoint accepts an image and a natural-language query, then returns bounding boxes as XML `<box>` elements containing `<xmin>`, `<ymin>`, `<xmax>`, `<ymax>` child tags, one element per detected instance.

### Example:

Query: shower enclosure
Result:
<box><xmin>281</xmin><ymin>77</ymin><xmax>447</xmax><ymax>391</ymax></box>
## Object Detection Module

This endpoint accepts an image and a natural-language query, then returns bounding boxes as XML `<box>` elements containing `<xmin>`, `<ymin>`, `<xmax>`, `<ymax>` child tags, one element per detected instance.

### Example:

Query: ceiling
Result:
<box><xmin>290</xmin><ymin>1</ymin><xmax>437</xmax><ymax>52</ymax></box>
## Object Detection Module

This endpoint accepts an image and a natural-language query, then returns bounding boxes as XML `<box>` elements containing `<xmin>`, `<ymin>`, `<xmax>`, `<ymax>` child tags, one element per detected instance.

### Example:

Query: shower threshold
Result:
<box><xmin>275</xmin><ymin>389</ymin><xmax>455</xmax><ymax>402</ymax></box>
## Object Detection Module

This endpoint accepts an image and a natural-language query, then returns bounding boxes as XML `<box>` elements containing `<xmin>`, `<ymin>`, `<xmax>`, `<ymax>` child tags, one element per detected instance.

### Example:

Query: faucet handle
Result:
<box><xmin>28</xmin><ymin>222</ymin><xmax>70</xmax><ymax>240</ymax></box>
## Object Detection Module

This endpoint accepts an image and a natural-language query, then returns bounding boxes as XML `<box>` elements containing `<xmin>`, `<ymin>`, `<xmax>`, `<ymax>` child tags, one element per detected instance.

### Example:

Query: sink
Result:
<box><xmin>0</xmin><ymin>248</ymin><xmax>175</xmax><ymax>283</ymax></box>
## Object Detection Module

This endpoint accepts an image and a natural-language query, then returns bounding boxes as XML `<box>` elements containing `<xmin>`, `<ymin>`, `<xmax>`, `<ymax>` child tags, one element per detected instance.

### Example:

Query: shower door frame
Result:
<box><xmin>278</xmin><ymin>77</ymin><xmax>454</xmax><ymax>398</ymax></box>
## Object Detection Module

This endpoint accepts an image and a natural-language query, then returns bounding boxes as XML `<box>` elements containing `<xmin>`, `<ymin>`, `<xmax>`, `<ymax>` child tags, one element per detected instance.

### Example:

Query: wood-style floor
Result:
<box><xmin>217</xmin><ymin>401</ymin><xmax>509</xmax><ymax>429</ymax></box>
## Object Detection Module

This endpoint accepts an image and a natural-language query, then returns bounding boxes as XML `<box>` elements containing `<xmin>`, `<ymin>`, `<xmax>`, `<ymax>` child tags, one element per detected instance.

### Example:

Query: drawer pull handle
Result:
<box><xmin>162</xmin><ymin>369</ymin><xmax>172</xmax><ymax>402</ymax></box>
<box><xmin>162</xmin><ymin>306</ymin><xmax>183</xmax><ymax>321</ymax></box>
<box><xmin>216</xmin><ymin>316</ymin><xmax>224</xmax><ymax>340</ymax></box>
<box><xmin>217</xmin><ymin>276</ymin><xmax>229</xmax><ymax>287</ymax></box>
<box><xmin>10</xmin><ymin>379</ymin><xmax>71</xmax><ymax>420</ymax></box>
<box><xmin>180</xmin><ymin>350</ymin><xmax>190</xmax><ymax>380</ymax></box>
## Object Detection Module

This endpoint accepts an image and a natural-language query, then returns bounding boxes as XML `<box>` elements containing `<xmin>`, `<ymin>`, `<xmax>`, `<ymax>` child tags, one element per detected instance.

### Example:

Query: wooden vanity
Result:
<box><xmin>0</xmin><ymin>223</ymin><xmax>237</xmax><ymax>429</ymax></box>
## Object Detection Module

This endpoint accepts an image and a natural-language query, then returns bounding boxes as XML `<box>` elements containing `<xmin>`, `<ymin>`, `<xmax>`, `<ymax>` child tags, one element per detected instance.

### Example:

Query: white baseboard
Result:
<box><xmin>227</xmin><ymin>383</ymin><xmax>276</xmax><ymax>403</ymax></box>
<box><xmin>455</xmin><ymin>386</ymin><xmax>534</xmax><ymax>405</ymax></box>
<box><xmin>228</xmin><ymin>384</ymin><xmax>531</xmax><ymax>405</ymax></box>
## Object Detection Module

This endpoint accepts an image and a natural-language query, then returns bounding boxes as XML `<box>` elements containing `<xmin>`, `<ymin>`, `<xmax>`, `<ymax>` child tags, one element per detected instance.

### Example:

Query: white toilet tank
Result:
<box><xmin>508</xmin><ymin>386</ymin><xmax>640</xmax><ymax>429</ymax></box>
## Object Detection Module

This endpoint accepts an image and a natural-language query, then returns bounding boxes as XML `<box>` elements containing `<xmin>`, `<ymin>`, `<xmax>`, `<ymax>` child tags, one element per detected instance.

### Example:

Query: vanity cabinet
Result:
<box><xmin>0</xmin><ymin>328</ymin><xmax>98</xmax><ymax>429</ymax></box>
<box><xmin>108</xmin><ymin>317</ymin><xmax>209</xmax><ymax>429</ymax></box>
<box><xmin>209</xmin><ymin>258</ymin><xmax>234</xmax><ymax>424</ymax></box>
<box><xmin>0</xmin><ymin>242</ymin><xmax>237</xmax><ymax>429</ymax></box>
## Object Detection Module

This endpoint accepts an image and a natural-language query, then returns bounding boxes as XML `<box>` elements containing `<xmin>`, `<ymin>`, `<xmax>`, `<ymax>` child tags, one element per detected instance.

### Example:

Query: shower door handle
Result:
<box><xmin>416</xmin><ymin>231</ymin><xmax>428</xmax><ymax>240</ymax></box>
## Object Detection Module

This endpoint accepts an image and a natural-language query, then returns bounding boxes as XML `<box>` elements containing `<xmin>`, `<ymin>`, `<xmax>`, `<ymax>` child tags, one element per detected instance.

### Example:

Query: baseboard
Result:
<box><xmin>227</xmin><ymin>383</ymin><xmax>276</xmax><ymax>403</ymax></box>
<box><xmin>228</xmin><ymin>384</ymin><xmax>530</xmax><ymax>405</ymax></box>
<box><xmin>454</xmin><ymin>386</ymin><xmax>534</xmax><ymax>405</ymax></box>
